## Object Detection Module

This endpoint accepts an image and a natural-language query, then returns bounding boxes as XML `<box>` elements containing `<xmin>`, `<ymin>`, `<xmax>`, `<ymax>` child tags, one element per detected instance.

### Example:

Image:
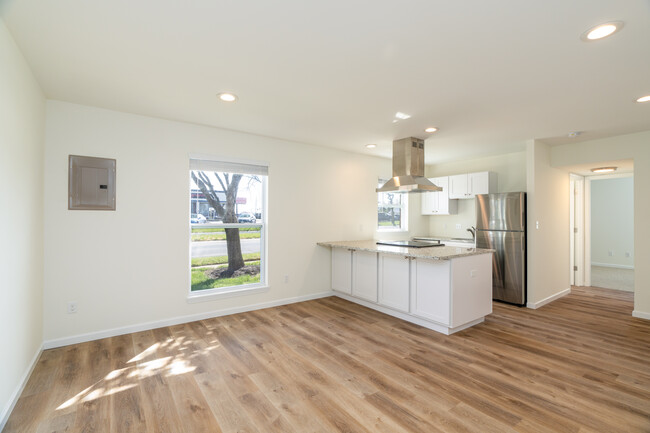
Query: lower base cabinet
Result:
<box><xmin>378</xmin><ymin>254</ymin><xmax>410</xmax><ymax>312</ymax></box>
<box><xmin>352</xmin><ymin>250</ymin><xmax>378</xmax><ymax>302</ymax></box>
<box><xmin>410</xmin><ymin>259</ymin><xmax>451</xmax><ymax>325</ymax></box>
<box><xmin>330</xmin><ymin>249</ymin><xmax>492</xmax><ymax>334</ymax></box>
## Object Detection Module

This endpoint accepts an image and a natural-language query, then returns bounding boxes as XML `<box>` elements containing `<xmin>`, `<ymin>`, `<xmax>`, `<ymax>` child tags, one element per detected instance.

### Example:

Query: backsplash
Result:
<box><xmin>427</xmin><ymin>199</ymin><xmax>476</xmax><ymax>239</ymax></box>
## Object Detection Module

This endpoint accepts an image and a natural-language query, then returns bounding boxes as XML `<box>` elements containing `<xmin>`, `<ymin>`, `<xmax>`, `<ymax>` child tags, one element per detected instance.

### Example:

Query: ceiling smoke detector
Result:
<box><xmin>567</xmin><ymin>131</ymin><xmax>581</xmax><ymax>138</ymax></box>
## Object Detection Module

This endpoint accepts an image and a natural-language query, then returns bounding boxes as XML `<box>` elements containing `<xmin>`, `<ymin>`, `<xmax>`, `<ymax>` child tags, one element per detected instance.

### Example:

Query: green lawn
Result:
<box><xmin>191</xmin><ymin>252</ymin><xmax>260</xmax><ymax>267</ymax></box>
<box><xmin>191</xmin><ymin>262</ymin><xmax>261</xmax><ymax>291</ymax></box>
<box><xmin>192</xmin><ymin>232</ymin><xmax>260</xmax><ymax>241</ymax></box>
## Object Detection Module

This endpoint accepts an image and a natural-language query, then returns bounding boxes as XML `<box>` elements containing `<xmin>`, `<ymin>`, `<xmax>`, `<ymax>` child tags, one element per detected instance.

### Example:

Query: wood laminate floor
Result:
<box><xmin>4</xmin><ymin>286</ymin><xmax>650</xmax><ymax>433</ymax></box>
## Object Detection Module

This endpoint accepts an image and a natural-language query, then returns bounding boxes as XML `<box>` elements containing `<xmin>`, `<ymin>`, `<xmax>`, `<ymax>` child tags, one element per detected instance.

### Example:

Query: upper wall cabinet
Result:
<box><xmin>421</xmin><ymin>177</ymin><xmax>458</xmax><ymax>215</ymax></box>
<box><xmin>448</xmin><ymin>172</ymin><xmax>497</xmax><ymax>199</ymax></box>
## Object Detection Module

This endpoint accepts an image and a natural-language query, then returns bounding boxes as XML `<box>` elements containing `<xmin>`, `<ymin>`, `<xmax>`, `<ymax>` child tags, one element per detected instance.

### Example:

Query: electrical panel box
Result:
<box><xmin>68</xmin><ymin>155</ymin><xmax>116</xmax><ymax>210</ymax></box>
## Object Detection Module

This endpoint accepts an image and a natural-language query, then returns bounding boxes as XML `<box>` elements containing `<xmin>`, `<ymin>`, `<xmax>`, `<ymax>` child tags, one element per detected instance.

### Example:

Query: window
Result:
<box><xmin>377</xmin><ymin>179</ymin><xmax>408</xmax><ymax>231</ymax></box>
<box><xmin>189</xmin><ymin>157</ymin><xmax>267</xmax><ymax>298</ymax></box>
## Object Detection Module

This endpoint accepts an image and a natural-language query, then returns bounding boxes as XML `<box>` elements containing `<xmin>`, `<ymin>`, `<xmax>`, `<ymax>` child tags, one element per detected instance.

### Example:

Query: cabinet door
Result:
<box><xmin>378</xmin><ymin>254</ymin><xmax>410</xmax><ymax>312</ymax></box>
<box><xmin>331</xmin><ymin>248</ymin><xmax>352</xmax><ymax>294</ymax></box>
<box><xmin>352</xmin><ymin>251</ymin><xmax>378</xmax><ymax>302</ymax></box>
<box><xmin>468</xmin><ymin>172</ymin><xmax>489</xmax><ymax>197</ymax></box>
<box><xmin>448</xmin><ymin>174</ymin><xmax>468</xmax><ymax>199</ymax></box>
<box><xmin>433</xmin><ymin>177</ymin><xmax>449</xmax><ymax>214</ymax></box>
<box><xmin>421</xmin><ymin>188</ymin><xmax>438</xmax><ymax>215</ymax></box>
<box><xmin>410</xmin><ymin>258</ymin><xmax>450</xmax><ymax>325</ymax></box>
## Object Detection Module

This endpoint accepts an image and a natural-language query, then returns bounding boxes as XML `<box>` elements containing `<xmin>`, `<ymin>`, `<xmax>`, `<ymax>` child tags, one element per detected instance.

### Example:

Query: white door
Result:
<box><xmin>378</xmin><ymin>254</ymin><xmax>410</xmax><ymax>312</ymax></box>
<box><xmin>410</xmin><ymin>258</ymin><xmax>450</xmax><ymax>325</ymax></box>
<box><xmin>448</xmin><ymin>174</ymin><xmax>468</xmax><ymax>199</ymax></box>
<box><xmin>352</xmin><ymin>251</ymin><xmax>378</xmax><ymax>302</ymax></box>
<box><xmin>331</xmin><ymin>248</ymin><xmax>352</xmax><ymax>294</ymax></box>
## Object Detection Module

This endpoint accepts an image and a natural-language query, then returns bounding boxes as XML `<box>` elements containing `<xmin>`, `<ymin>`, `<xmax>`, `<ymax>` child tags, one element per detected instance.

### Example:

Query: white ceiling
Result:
<box><xmin>2</xmin><ymin>0</ymin><xmax>649</xmax><ymax>164</ymax></box>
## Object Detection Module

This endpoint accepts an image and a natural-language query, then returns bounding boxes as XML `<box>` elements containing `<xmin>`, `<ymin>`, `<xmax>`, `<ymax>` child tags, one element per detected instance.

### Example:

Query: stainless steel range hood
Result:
<box><xmin>376</xmin><ymin>137</ymin><xmax>441</xmax><ymax>193</ymax></box>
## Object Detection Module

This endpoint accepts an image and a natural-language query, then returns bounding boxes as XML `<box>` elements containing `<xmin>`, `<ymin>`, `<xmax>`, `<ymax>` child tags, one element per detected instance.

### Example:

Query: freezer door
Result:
<box><xmin>476</xmin><ymin>192</ymin><xmax>526</xmax><ymax>231</ymax></box>
<box><xmin>476</xmin><ymin>230</ymin><xmax>526</xmax><ymax>305</ymax></box>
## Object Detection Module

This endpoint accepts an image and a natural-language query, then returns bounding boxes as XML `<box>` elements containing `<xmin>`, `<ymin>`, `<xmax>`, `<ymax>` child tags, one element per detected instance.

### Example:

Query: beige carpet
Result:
<box><xmin>591</xmin><ymin>266</ymin><xmax>634</xmax><ymax>292</ymax></box>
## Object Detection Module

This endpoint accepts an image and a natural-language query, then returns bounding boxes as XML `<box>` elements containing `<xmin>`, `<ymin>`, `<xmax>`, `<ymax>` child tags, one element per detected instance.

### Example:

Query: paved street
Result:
<box><xmin>191</xmin><ymin>238</ymin><xmax>260</xmax><ymax>257</ymax></box>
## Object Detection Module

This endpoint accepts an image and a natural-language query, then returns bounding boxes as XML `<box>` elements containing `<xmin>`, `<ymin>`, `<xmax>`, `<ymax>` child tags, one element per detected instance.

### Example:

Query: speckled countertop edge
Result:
<box><xmin>317</xmin><ymin>240</ymin><xmax>494</xmax><ymax>260</ymax></box>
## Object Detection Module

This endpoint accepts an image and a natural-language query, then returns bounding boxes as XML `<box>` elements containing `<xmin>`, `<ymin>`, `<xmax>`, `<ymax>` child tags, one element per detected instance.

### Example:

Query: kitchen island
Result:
<box><xmin>318</xmin><ymin>240</ymin><xmax>494</xmax><ymax>335</ymax></box>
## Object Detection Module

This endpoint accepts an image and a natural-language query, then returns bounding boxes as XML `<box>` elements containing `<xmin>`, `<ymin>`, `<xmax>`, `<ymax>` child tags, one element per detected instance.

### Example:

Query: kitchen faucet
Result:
<box><xmin>467</xmin><ymin>226</ymin><xmax>476</xmax><ymax>241</ymax></box>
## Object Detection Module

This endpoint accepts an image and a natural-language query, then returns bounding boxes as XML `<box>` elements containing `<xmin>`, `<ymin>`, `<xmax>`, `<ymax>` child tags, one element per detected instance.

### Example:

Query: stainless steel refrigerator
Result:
<box><xmin>475</xmin><ymin>192</ymin><xmax>526</xmax><ymax>305</ymax></box>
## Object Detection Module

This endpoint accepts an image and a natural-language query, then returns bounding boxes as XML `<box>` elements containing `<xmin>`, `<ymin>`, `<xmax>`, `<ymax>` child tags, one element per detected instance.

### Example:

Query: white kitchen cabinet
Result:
<box><xmin>421</xmin><ymin>177</ymin><xmax>458</xmax><ymax>215</ymax></box>
<box><xmin>449</xmin><ymin>171</ymin><xmax>497</xmax><ymax>199</ymax></box>
<box><xmin>410</xmin><ymin>258</ymin><xmax>451</xmax><ymax>325</ymax></box>
<box><xmin>409</xmin><ymin>254</ymin><xmax>492</xmax><ymax>328</ymax></box>
<box><xmin>351</xmin><ymin>250</ymin><xmax>378</xmax><ymax>302</ymax></box>
<box><xmin>331</xmin><ymin>248</ymin><xmax>352</xmax><ymax>294</ymax></box>
<box><xmin>378</xmin><ymin>254</ymin><xmax>411</xmax><ymax>312</ymax></box>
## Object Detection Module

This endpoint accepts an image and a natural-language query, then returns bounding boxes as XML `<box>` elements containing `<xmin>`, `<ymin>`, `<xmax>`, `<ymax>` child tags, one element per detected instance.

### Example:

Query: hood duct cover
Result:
<box><xmin>376</xmin><ymin>137</ymin><xmax>441</xmax><ymax>193</ymax></box>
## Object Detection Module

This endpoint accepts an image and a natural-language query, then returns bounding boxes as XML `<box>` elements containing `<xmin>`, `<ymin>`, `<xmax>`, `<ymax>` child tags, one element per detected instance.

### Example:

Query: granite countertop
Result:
<box><xmin>317</xmin><ymin>240</ymin><xmax>494</xmax><ymax>260</ymax></box>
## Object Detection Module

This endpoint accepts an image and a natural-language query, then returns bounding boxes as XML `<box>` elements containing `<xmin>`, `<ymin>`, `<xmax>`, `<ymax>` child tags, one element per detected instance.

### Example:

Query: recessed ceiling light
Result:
<box><xmin>424</xmin><ymin>127</ymin><xmax>439</xmax><ymax>133</ymax></box>
<box><xmin>591</xmin><ymin>166</ymin><xmax>617</xmax><ymax>173</ymax></box>
<box><xmin>395</xmin><ymin>112</ymin><xmax>411</xmax><ymax>120</ymax></box>
<box><xmin>217</xmin><ymin>92</ymin><xmax>238</xmax><ymax>102</ymax></box>
<box><xmin>581</xmin><ymin>21</ymin><xmax>624</xmax><ymax>41</ymax></box>
<box><xmin>636</xmin><ymin>95</ymin><xmax>650</xmax><ymax>103</ymax></box>
<box><xmin>567</xmin><ymin>131</ymin><xmax>581</xmax><ymax>138</ymax></box>
<box><xmin>365</xmin><ymin>144</ymin><xmax>377</xmax><ymax>149</ymax></box>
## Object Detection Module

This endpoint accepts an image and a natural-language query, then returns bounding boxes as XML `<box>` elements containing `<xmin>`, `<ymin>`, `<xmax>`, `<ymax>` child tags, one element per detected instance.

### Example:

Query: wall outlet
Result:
<box><xmin>536</xmin><ymin>221</ymin><xmax>540</xmax><ymax>229</ymax></box>
<box><xmin>625</xmin><ymin>252</ymin><xmax>631</xmax><ymax>258</ymax></box>
<box><xmin>283</xmin><ymin>275</ymin><xmax>289</xmax><ymax>284</ymax></box>
<box><xmin>67</xmin><ymin>302</ymin><xmax>77</xmax><ymax>314</ymax></box>
<box><xmin>608</xmin><ymin>250</ymin><xmax>614</xmax><ymax>257</ymax></box>
<box><xmin>443</xmin><ymin>223</ymin><xmax>447</xmax><ymax>229</ymax></box>
<box><xmin>455</xmin><ymin>224</ymin><xmax>461</xmax><ymax>229</ymax></box>
<box><xmin>470</xmin><ymin>270</ymin><xmax>477</xmax><ymax>278</ymax></box>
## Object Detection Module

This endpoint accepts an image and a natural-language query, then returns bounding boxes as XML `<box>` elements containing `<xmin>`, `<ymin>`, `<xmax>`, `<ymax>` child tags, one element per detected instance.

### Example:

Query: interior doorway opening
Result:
<box><xmin>569</xmin><ymin>167</ymin><xmax>634</xmax><ymax>294</ymax></box>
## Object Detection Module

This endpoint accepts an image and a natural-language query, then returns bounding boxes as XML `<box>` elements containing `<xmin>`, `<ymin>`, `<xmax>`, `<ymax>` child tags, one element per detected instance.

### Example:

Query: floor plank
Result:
<box><xmin>4</xmin><ymin>286</ymin><xmax>650</xmax><ymax>433</ymax></box>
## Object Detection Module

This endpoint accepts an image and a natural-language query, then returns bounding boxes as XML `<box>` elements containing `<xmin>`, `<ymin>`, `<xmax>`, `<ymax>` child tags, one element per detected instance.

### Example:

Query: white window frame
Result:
<box><xmin>377</xmin><ymin>179</ymin><xmax>408</xmax><ymax>232</ymax></box>
<box><xmin>187</xmin><ymin>154</ymin><xmax>269</xmax><ymax>303</ymax></box>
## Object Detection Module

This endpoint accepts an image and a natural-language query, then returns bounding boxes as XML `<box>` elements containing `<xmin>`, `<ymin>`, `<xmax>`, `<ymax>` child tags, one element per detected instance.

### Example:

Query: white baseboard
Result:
<box><xmin>591</xmin><ymin>262</ymin><xmax>634</xmax><ymax>270</ymax></box>
<box><xmin>0</xmin><ymin>344</ymin><xmax>43</xmax><ymax>431</ymax></box>
<box><xmin>526</xmin><ymin>288</ymin><xmax>571</xmax><ymax>309</ymax></box>
<box><xmin>43</xmin><ymin>291</ymin><xmax>334</xmax><ymax>349</ymax></box>
<box><xmin>632</xmin><ymin>310</ymin><xmax>650</xmax><ymax>320</ymax></box>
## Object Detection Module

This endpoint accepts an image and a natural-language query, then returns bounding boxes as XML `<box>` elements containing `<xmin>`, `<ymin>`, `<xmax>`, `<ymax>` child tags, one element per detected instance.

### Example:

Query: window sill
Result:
<box><xmin>187</xmin><ymin>284</ymin><xmax>269</xmax><ymax>303</ymax></box>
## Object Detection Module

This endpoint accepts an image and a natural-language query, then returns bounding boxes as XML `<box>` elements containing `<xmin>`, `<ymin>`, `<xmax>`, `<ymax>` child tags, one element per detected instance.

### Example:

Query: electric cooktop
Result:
<box><xmin>376</xmin><ymin>240</ymin><xmax>444</xmax><ymax>248</ymax></box>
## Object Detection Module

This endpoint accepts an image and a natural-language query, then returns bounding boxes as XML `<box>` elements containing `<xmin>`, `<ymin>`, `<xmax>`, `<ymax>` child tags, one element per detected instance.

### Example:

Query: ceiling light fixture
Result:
<box><xmin>636</xmin><ymin>95</ymin><xmax>650</xmax><ymax>103</ymax></box>
<box><xmin>581</xmin><ymin>21</ymin><xmax>624</xmax><ymax>41</ymax></box>
<box><xmin>591</xmin><ymin>166</ymin><xmax>617</xmax><ymax>173</ymax></box>
<box><xmin>365</xmin><ymin>144</ymin><xmax>377</xmax><ymax>149</ymax></box>
<box><xmin>424</xmin><ymin>127</ymin><xmax>439</xmax><ymax>133</ymax></box>
<box><xmin>394</xmin><ymin>112</ymin><xmax>411</xmax><ymax>120</ymax></box>
<box><xmin>217</xmin><ymin>92</ymin><xmax>238</xmax><ymax>102</ymax></box>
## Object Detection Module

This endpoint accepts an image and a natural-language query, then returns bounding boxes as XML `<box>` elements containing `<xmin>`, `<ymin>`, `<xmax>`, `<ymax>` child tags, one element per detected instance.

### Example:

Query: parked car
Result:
<box><xmin>191</xmin><ymin>213</ymin><xmax>207</xmax><ymax>224</ymax></box>
<box><xmin>238</xmin><ymin>212</ymin><xmax>256</xmax><ymax>223</ymax></box>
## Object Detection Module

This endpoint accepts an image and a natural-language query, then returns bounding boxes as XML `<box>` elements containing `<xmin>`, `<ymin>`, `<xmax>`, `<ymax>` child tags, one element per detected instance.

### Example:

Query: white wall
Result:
<box><xmin>0</xmin><ymin>19</ymin><xmax>45</xmax><ymax>427</ymax></box>
<box><xmin>590</xmin><ymin>177</ymin><xmax>634</xmax><ymax>268</ymax></box>
<box><xmin>42</xmin><ymin>101</ymin><xmax>427</xmax><ymax>344</ymax></box>
<box><xmin>424</xmin><ymin>151</ymin><xmax>527</xmax><ymax>238</ymax></box>
<box><xmin>551</xmin><ymin>131</ymin><xmax>650</xmax><ymax>318</ymax></box>
<box><xmin>526</xmin><ymin>141</ymin><xmax>570</xmax><ymax>307</ymax></box>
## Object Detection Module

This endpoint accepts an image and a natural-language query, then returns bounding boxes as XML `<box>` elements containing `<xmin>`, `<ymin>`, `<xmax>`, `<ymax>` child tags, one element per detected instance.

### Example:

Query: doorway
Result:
<box><xmin>570</xmin><ymin>172</ymin><xmax>634</xmax><ymax>292</ymax></box>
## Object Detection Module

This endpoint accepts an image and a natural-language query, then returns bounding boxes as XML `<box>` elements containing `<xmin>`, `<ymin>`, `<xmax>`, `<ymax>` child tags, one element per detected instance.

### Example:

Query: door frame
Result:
<box><xmin>569</xmin><ymin>174</ymin><xmax>585</xmax><ymax>286</ymax></box>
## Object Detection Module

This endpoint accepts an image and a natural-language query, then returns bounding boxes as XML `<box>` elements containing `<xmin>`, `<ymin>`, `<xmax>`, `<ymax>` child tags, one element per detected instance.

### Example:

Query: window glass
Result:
<box><xmin>190</xmin><ymin>160</ymin><xmax>267</xmax><ymax>293</ymax></box>
<box><xmin>377</xmin><ymin>179</ymin><xmax>407</xmax><ymax>231</ymax></box>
